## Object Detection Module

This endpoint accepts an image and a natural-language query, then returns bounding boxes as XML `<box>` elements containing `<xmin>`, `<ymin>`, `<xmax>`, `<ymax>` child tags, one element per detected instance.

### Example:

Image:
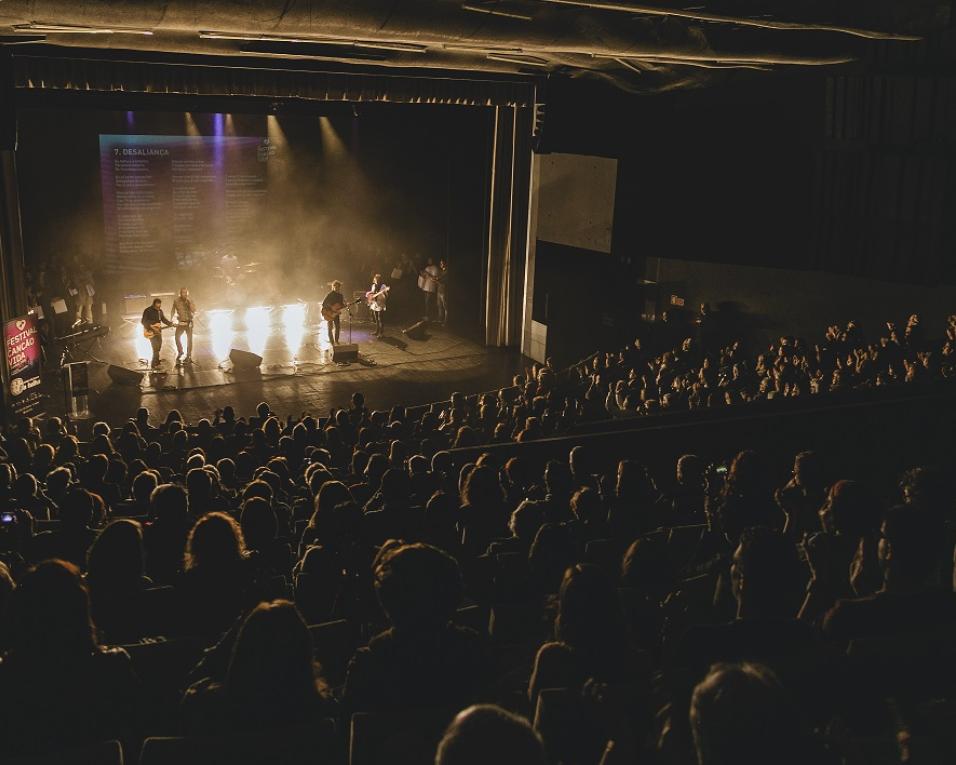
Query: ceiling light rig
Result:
<box><xmin>14</xmin><ymin>22</ymin><xmax>153</xmax><ymax>35</ymax></box>
<box><xmin>199</xmin><ymin>32</ymin><xmax>426</xmax><ymax>53</ymax></box>
<box><xmin>461</xmin><ymin>3</ymin><xmax>534</xmax><ymax>21</ymax></box>
<box><xmin>486</xmin><ymin>52</ymin><xmax>550</xmax><ymax>67</ymax></box>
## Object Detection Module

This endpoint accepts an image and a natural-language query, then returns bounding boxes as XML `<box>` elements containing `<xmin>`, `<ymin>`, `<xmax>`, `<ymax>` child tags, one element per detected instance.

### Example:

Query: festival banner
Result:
<box><xmin>4</xmin><ymin>314</ymin><xmax>43</xmax><ymax>416</ymax></box>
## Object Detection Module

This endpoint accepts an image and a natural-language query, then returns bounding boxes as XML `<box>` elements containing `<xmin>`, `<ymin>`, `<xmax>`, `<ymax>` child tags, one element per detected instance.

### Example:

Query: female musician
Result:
<box><xmin>367</xmin><ymin>274</ymin><xmax>389</xmax><ymax>338</ymax></box>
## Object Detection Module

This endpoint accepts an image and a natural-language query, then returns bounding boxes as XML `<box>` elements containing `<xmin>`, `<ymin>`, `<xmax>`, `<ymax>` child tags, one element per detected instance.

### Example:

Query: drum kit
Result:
<box><xmin>214</xmin><ymin>259</ymin><xmax>261</xmax><ymax>288</ymax></box>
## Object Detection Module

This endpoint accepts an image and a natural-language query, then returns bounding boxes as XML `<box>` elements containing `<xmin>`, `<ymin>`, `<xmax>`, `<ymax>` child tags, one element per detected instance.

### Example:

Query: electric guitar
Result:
<box><xmin>320</xmin><ymin>298</ymin><xmax>363</xmax><ymax>323</ymax></box>
<box><xmin>143</xmin><ymin>322</ymin><xmax>189</xmax><ymax>339</ymax></box>
<box><xmin>366</xmin><ymin>285</ymin><xmax>390</xmax><ymax>308</ymax></box>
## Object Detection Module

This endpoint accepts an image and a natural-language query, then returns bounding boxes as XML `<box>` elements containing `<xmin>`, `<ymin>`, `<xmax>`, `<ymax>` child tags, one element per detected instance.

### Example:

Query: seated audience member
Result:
<box><xmin>183</xmin><ymin>599</ymin><xmax>334</xmax><ymax>733</ymax></box>
<box><xmin>620</xmin><ymin>536</ymin><xmax>669</xmax><ymax>652</ymax></box>
<box><xmin>240</xmin><ymin>497</ymin><xmax>290</xmax><ymax>576</ymax></box>
<box><xmin>343</xmin><ymin>542</ymin><xmax>488</xmax><ymax>712</ymax></box>
<box><xmin>667</xmin><ymin>454</ymin><xmax>707</xmax><ymax>524</ymax></box>
<box><xmin>436</xmin><ymin>705</ymin><xmax>546</xmax><ymax>765</ymax></box>
<box><xmin>0</xmin><ymin>560</ymin><xmax>137</xmax><ymax>757</ymax></box>
<box><xmin>776</xmin><ymin>451</ymin><xmax>827</xmax><ymax>539</ymax></box>
<box><xmin>800</xmin><ymin>479</ymin><xmax>881</xmax><ymax>623</ymax></box>
<box><xmin>300</xmin><ymin>480</ymin><xmax>353</xmax><ymax>552</ymax></box>
<box><xmin>30</xmin><ymin>486</ymin><xmax>97</xmax><ymax>569</ymax></box>
<box><xmin>458</xmin><ymin>465</ymin><xmax>508</xmax><ymax>556</ymax></box>
<box><xmin>568</xmin><ymin>487</ymin><xmax>610</xmax><ymax>547</ymax></box>
<box><xmin>363</xmin><ymin>469</ymin><xmax>421</xmax><ymax>545</ymax></box>
<box><xmin>144</xmin><ymin>483</ymin><xmax>191</xmax><ymax>584</ymax></box>
<box><xmin>674</xmin><ymin>528</ymin><xmax>828</xmax><ymax>710</ymax></box>
<box><xmin>823</xmin><ymin>504</ymin><xmax>956</xmax><ymax>646</ymax></box>
<box><xmin>539</xmin><ymin>460</ymin><xmax>574</xmax><ymax>525</ymax></box>
<box><xmin>85</xmin><ymin>518</ymin><xmax>152</xmax><ymax>644</ymax></box>
<box><xmin>488</xmin><ymin>498</ymin><xmax>545</xmax><ymax>557</ymax></box>
<box><xmin>130</xmin><ymin>469</ymin><xmax>159</xmax><ymax>516</ymax></box>
<box><xmin>13</xmin><ymin>473</ymin><xmax>54</xmax><ymax>521</ymax></box>
<box><xmin>529</xmin><ymin>563</ymin><xmax>643</xmax><ymax>704</ymax></box>
<box><xmin>608</xmin><ymin>460</ymin><xmax>664</xmax><ymax>542</ymax></box>
<box><xmin>690</xmin><ymin>662</ymin><xmax>817</xmax><ymax>765</ymax></box>
<box><xmin>710</xmin><ymin>451</ymin><xmax>782</xmax><ymax>541</ymax></box>
<box><xmin>178</xmin><ymin>511</ymin><xmax>256</xmax><ymax>637</ymax></box>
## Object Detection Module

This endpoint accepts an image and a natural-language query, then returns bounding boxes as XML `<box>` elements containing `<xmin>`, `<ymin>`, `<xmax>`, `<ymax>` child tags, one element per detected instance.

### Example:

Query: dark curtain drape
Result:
<box><xmin>484</xmin><ymin>104</ymin><xmax>534</xmax><ymax>347</ymax></box>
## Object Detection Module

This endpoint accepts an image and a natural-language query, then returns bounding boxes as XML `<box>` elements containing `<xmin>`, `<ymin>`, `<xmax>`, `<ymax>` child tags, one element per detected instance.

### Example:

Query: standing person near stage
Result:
<box><xmin>141</xmin><ymin>298</ymin><xmax>174</xmax><ymax>369</ymax></box>
<box><xmin>367</xmin><ymin>274</ymin><xmax>389</xmax><ymax>338</ymax></box>
<box><xmin>172</xmin><ymin>287</ymin><xmax>197</xmax><ymax>366</ymax></box>
<box><xmin>420</xmin><ymin>257</ymin><xmax>440</xmax><ymax>320</ymax></box>
<box><xmin>67</xmin><ymin>253</ymin><xmax>95</xmax><ymax>328</ymax></box>
<box><xmin>437</xmin><ymin>258</ymin><xmax>449</xmax><ymax>326</ymax></box>
<box><xmin>322</xmin><ymin>280</ymin><xmax>345</xmax><ymax>346</ymax></box>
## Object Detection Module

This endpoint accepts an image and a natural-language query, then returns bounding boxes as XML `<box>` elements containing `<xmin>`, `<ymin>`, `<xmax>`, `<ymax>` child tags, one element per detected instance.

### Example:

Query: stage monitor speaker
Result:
<box><xmin>403</xmin><ymin>319</ymin><xmax>429</xmax><ymax>341</ymax></box>
<box><xmin>230</xmin><ymin>349</ymin><xmax>263</xmax><ymax>369</ymax></box>
<box><xmin>107</xmin><ymin>365</ymin><xmax>144</xmax><ymax>387</ymax></box>
<box><xmin>332</xmin><ymin>344</ymin><xmax>359</xmax><ymax>363</ymax></box>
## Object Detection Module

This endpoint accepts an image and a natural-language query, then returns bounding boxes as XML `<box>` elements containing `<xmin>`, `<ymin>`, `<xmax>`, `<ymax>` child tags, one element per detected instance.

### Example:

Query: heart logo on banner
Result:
<box><xmin>15</xmin><ymin>320</ymin><xmax>25</xmax><ymax>331</ymax></box>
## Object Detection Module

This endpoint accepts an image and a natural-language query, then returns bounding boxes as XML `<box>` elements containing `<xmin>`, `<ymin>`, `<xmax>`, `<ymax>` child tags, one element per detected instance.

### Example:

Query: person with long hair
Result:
<box><xmin>178</xmin><ymin>511</ymin><xmax>255</xmax><ymax>636</ymax></box>
<box><xmin>457</xmin><ymin>465</ymin><xmax>508</xmax><ymax>557</ymax></box>
<box><xmin>0</xmin><ymin>560</ymin><xmax>137</xmax><ymax>757</ymax></box>
<box><xmin>183</xmin><ymin>600</ymin><xmax>334</xmax><ymax>733</ymax></box>
<box><xmin>85</xmin><ymin>519</ymin><xmax>152</xmax><ymax>644</ymax></box>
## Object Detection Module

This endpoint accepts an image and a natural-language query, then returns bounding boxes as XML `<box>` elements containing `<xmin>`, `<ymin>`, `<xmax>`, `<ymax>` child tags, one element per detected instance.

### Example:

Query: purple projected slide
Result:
<box><xmin>99</xmin><ymin>134</ymin><xmax>272</xmax><ymax>274</ymax></box>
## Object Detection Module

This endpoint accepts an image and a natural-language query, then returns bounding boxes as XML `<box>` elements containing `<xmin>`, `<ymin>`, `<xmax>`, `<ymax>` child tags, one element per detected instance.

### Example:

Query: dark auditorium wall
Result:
<box><xmin>538</xmin><ymin>68</ymin><xmax>956</xmax><ymax>348</ymax></box>
<box><xmin>650</xmin><ymin>255</ymin><xmax>956</xmax><ymax>349</ymax></box>
<box><xmin>543</xmin><ymin>73</ymin><xmax>824</xmax><ymax>273</ymax></box>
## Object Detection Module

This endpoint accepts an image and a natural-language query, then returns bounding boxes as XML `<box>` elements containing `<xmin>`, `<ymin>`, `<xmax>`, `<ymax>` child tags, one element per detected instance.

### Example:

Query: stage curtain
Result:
<box><xmin>12</xmin><ymin>52</ymin><xmax>534</xmax><ymax>108</ymax></box>
<box><xmin>484</xmin><ymin>104</ymin><xmax>534</xmax><ymax>347</ymax></box>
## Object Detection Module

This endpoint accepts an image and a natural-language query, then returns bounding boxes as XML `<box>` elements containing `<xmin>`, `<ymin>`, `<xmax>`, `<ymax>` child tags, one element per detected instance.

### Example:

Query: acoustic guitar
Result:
<box><xmin>320</xmin><ymin>298</ymin><xmax>363</xmax><ymax>323</ymax></box>
<box><xmin>366</xmin><ymin>285</ymin><xmax>390</xmax><ymax>308</ymax></box>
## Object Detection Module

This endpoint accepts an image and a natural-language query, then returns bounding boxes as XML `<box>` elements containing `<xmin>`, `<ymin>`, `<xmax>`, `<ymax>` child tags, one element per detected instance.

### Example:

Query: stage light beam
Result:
<box><xmin>185</xmin><ymin>112</ymin><xmax>200</xmax><ymax>137</ymax></box>
<box><xmin>282</xmin><ymin>303</ymin><xmax>307</xmax><ymax>357</ymax></box>
<box><xmin>319</xmin><ymin>116</ymin><xmax>347</xmax><ymax>158</ymax></box>
<box><xmin>244</xmin><ymin>306</ymin><xmax>271</xmax><ymax>356</ymax></box>
<box><xmin>134</xmin><ymin>333</ymin><xmax>153</xmax><ymax>363</ymax></box>
<box><xmin>208</xmin><ymin>309</ymin><xmax>235</xmax><ymax>361</ymax></box>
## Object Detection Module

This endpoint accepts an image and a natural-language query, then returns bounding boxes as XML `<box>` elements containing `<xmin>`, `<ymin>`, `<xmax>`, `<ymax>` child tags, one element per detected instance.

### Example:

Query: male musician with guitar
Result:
<box><xmin>321</xmin><ymin>280</ymin><xmax>346</xmax><ymax>346</ymax></box>
<box><xmin>172</xmin><ymin>287</ymin><xmax>197</xmax><ymax>365</ymax></box>
<box><xmin>366</xmin><ymin>274</ymin><xmax>390</xmax><ymax>338</ymax></box>
<box><xmin>141</xmin><ymin>297</ymin><xmax>174</xmax><ymax>369</ymax></box>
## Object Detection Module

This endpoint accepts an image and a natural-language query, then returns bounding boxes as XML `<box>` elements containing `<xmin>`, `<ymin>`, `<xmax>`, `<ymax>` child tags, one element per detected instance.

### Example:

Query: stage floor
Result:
<box><xmin>73</xmin><ymin>313</ymin><xmax>522</xmax><ymax>425</ymax></box>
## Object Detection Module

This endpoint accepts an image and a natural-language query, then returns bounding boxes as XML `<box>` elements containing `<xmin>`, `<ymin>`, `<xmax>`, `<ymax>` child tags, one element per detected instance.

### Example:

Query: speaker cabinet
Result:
<box><xmin>403</xmin><ymin>319</ymin><xmax>429</xmax><ymax>340</ymax></box>
<box><xmin>230</xmin><ymin>349</ymin><xmax>263</xmax><ymax>369</ymax></box>
<box><xmin>332</xmin><ymin>344</ymin><xmax>359</xmax><ymax>363</ymax></box>
<box><xmin>107</xmin><ymin>365</ymin><xmax>144</xmax><ymax>387</ymax></box>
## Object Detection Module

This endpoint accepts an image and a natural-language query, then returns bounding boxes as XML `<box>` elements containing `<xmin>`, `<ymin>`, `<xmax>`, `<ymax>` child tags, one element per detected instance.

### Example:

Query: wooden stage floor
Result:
<box><xmin>75</xmin><ymin>313</ymin><xmax>523</xmax><ymax>425</ymax></box>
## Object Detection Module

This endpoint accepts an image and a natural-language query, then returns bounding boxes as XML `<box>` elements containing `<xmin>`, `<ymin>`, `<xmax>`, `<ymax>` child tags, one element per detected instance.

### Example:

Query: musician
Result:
<box><xmin>141</xmin><ymin>298</ymin><xmax>173</xmax><ymax>369</ymax></box>
<box><xmin>172</xmin><ymin>287</ymin><xmax>196</xmax><ymax>365</ymax></box>
<box><xmin>420</xmin><ymin>257</ymin><xmax>440</xmax><ymax>320</ymax></box>
<box><xmin>436</xmin><ymin>258</ymin><xmax>449</xmax><ymax>326</ymax></box>
<box><xmin>322</xmin><ymin>280</ymin><xmax>345</xmax><ymax>346</ymax></box>
<box><xmin>367</xmin><ymin>273</ymin><xmax>388</xmax><ymax>337</ymax></box>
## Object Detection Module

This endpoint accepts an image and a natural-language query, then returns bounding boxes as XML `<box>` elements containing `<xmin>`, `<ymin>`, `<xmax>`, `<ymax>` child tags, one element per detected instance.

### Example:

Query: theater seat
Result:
<box><xmin>294</xmin><ymin>572</ymin><xmax>338</xmax><ymax>625</ymax></box>
<box><xmin>8</xmin><ymin>740</ymin><xmax>123</xmax><ymax>765</ymax></box>
<box><xmin>123</xmin><ymin>637</ymin><xmax>207</xmax><ymax>735</ymax></box>
<box><xmin>140</xmin><ymin>720</ymin><xmax>335</xmax><ymax>765</ymax></box>
<box><xmin>308</xmin><ymin>619</ymin><xmax>356</xmax><ymax>688</ymax></box>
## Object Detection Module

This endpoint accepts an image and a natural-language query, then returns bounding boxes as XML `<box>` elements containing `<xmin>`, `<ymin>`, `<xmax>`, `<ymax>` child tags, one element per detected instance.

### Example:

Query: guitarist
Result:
<box><xmin>172</xmin><ymin>287</ymin><xmax>196</xmax><ymax>365</ymax></box>
<box><xmin>367</xmin><ymin>273</ymin><xmax>389</xmax><ymax>338</ymax></box>
<box><xmin>321</xmin><ymin>280</ymin><xmax>345</xmax><ymax>346</ymax></box>
<box><xmin>141</xmin><ymin>297</ymin><xmax>174</xmax><ymax>369</ymax></box>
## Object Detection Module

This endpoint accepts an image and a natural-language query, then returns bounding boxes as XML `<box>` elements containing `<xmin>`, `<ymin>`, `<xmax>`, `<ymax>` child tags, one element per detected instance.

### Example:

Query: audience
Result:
<box><xmin>0</xmin><ymin>339</ymin><xmax>953</xmax><ymax>765</ymax></box>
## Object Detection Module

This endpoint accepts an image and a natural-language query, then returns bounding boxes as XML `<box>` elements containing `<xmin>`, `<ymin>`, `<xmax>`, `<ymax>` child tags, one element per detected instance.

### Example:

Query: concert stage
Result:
<box><xmin>70</xmin><ymin>310</ymin><xmax>521</xmax><ymax>424</ymax></box>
